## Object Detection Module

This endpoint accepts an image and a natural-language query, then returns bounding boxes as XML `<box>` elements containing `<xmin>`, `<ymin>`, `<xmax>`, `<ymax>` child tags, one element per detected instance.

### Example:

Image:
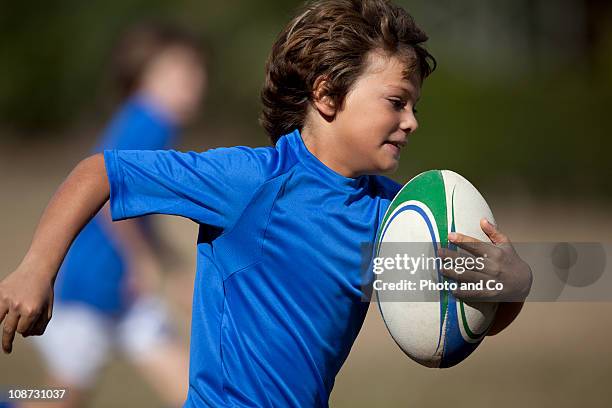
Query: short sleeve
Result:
<box><xmin>103</xmin><ymin>146</ymin><xmax>272</xmax><ymax>229</ymax></box>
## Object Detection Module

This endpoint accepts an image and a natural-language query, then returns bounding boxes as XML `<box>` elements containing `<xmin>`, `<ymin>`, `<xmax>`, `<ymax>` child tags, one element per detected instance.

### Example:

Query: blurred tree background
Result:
<box><xmin>0</xmin><ymin>0</ymin><xmax>611</xmax><ymax>198</ymax></box>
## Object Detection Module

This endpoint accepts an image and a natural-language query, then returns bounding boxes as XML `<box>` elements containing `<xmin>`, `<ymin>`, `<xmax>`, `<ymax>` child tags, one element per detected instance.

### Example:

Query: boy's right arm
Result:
<box><xmin>0</xmin><ymin>153</ymin><xmax>109</xmax><ymax>354</ymax></box>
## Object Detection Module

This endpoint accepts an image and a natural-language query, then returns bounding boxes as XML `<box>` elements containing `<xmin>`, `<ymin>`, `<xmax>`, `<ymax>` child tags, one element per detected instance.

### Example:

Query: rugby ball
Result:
<box><xmin>375</xmin><ymin>170</ymin><xmax>498</xmax><ymax>368</ymax></box>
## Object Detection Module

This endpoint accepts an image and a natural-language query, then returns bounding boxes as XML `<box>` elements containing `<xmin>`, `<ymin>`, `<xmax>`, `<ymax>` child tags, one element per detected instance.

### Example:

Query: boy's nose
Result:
<box><xmin>400</xmin><ymin>112</ymin><xmax>418</xmax><ymax>134</ymax></box>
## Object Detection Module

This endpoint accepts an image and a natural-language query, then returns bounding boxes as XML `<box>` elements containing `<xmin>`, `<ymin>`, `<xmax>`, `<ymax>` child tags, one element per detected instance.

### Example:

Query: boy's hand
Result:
<box><xmin>438</xmin><ymin>218</ymin><xmax>532</xmax><ymax>302</ymax></box>
<box><xmin>0</xmin><ymin>265</ymin><xmax>55</xmax><ymax>354</ymax></box>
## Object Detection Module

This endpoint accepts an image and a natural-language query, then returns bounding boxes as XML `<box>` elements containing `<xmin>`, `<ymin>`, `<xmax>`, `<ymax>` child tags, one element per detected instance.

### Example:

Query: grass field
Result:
<box><xmin>1</xmin><ymin>140</ymin><xmax>611</xmax><ymax>407</ymax></box>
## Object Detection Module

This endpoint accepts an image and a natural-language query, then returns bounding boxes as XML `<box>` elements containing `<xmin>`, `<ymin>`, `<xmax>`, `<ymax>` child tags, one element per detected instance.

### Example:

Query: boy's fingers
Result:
<box><xmin>451</xmin><ymin>289</ymin><xmax>496</xmax><ymax>301</ymax></box>
<box><xmin>448</xmin><ymin>232</ymin><xmax>503</xmax><ymax>259</ymax></box>
<box><xmin>0</xmin><ymin>300</ymin><xmax>8</xmax><ymax>324</ymax></box>
<box><xmin>32</xmin><ymin>316</ymin><xmax>50</xmax><ymax>336</ymax></box>
<box><xmin>30</xmin><ymin>300</ymin><xmax>52</xmax><ymax>336</ymax></box>
<box><xmin>440</xmin><ymin>268</ymin><xmax>487</xmax><ymax>284</ymax></box>
<box><xmin>438</xmin><ymin>248</ymin><xmax>479</xmax><ymax>265</ymax></box>
<box><xmin>26</xmin><ymin>314</ymin><xmax>49</xmax><ymax>337</ymax></box>
<box><xmin>480</xmin><ymin>218</ymin><xmax>509</xmax><ymax>245</ymax></box>
<box><xmin>436</xmin><ymin>247</ymin><xmax>456</xmax><ymax>259</ymax></box>
<box><xmin>447</xmin><ymin>233</ymin><xmax>486</xmax><ymax>256</ymax></box>
<box><xmin>2</xmin><ymin>311</ymin><xmax>20</xmax><ymax>354</ymax></box>
<box><xmin>17</xmin><ymin>309</ymin><xmax>41</xmax><ymax>336</ymax></box>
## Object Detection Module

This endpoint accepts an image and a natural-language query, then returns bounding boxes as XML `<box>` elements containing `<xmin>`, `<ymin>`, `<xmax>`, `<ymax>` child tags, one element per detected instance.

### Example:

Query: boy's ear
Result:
<box><xmin>312</xmin><ymin>76</ymin><xmax>337</xmax><ymax>118</ymax></box>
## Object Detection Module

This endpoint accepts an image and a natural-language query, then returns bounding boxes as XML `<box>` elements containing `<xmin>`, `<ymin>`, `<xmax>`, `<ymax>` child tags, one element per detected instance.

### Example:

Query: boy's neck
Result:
<box><xmin>301</xmin><ymin>127</ymin><xmax>361</xmax><ymax>179</ymax></box>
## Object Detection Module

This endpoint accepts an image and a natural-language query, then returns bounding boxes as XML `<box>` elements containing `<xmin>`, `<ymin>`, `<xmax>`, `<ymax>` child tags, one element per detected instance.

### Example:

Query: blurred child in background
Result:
<box><xmin>25</xmin><ymin>22</ymin><xmax>206</xmax><ymax>408</ymax></box>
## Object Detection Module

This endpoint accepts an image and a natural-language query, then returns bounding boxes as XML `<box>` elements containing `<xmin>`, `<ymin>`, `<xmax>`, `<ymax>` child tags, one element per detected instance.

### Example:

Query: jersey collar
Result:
<box><xmin>283</xmin><ymin>129</ymin><xmax>369</xmax><ymax>191</ymax></box>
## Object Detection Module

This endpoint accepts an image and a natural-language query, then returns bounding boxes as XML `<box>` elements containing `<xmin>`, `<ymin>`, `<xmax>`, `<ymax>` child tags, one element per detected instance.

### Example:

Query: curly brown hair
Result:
<box><xmin>260</xmin><ymin>0</ymin><xmax>436</xmax><ymax>144</ymax></box>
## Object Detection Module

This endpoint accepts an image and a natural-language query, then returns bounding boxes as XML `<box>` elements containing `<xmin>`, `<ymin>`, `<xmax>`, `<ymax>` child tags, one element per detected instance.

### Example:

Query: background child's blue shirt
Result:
<box><xmin>104</xmin><ymin>129</ymin><xmax>401</xmax><ymax>407</ymax></box>
<box><xmin>55</xmin><ymin>96</ymin><xmax>177</xmax><ymax>315</ymax></box>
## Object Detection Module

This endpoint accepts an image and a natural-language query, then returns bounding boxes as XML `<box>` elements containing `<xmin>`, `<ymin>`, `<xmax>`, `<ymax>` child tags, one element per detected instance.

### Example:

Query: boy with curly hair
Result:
<box><xmin>1</xmin><ymin>1</ymin><xmax>530</xmax><ymax>407</ymax></box>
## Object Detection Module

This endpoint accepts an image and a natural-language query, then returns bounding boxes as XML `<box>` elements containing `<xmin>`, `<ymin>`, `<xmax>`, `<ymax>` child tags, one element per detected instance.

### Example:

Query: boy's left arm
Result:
<box><xmin>438</xmin><ymin>219</ymin><xmax>533</xmax><ymax>336</ymax></box>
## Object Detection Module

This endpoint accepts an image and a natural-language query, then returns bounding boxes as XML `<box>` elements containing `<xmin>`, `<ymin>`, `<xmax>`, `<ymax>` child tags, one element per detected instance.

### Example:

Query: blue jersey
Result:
<box><xmin>104</xmin><ymin>129</ymin><xmax>401</xmax><ymax>407</ymax></box>
<box><xmin>56</xmin><ymin>96</ymin><xmax>177</xmax><ymax>315</ymax></box>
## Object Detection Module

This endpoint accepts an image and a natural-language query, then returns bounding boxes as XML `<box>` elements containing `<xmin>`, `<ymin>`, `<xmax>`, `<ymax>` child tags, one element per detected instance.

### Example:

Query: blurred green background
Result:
<box><xmin>1</xmin><ymin>0</ymin><xmax>611</xmax><ymax>196</ymax></box>
<box><xmin>1</xmin><ymin>1</ymin><xmax>612</xmax><ymax>408</ymax></box>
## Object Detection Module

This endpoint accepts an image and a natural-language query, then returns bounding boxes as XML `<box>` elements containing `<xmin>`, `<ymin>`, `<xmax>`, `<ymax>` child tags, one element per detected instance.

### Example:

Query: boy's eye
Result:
<box><xmin>388</xmin><ymin>98</ymin><xmax>418</xmax><ymax>115</ymax></box>
<box><xmin>389</xmin><ymin>98</ymin><xmax>406</xmax><ymax>111</ymax></box>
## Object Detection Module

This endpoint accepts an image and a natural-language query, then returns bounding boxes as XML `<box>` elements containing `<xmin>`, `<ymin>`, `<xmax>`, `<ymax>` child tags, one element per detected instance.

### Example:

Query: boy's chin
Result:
<box><xmin>373</xmin><ymin>160</ymin><xmax>400</xmax><ymax>175</ymax></box>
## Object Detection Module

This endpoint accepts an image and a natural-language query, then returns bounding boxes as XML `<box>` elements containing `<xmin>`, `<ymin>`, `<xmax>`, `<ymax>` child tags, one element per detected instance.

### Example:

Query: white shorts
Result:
<box><xmin>31</xmin><ymin>296</ymin><xmax>177</xmax><ymax>389</ymax></box>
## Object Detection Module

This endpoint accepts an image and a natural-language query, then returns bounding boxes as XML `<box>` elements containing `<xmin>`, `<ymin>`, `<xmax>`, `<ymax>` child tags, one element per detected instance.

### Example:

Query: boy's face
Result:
<box><xmin>329</xmin><ymin>51</ymin><xmax>421</xmax><ymax>176</ymax></box>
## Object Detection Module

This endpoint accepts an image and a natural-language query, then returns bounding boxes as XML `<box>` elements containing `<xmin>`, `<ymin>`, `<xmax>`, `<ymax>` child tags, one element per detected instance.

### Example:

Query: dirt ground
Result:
<box><xmin>1</xmin><ymin>140</ymin><xmax>611</xmax><ymax>407</ymax></box>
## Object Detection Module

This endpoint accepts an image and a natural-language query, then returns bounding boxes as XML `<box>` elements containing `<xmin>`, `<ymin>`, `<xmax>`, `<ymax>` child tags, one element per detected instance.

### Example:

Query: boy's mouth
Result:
<box><xmin>383</xmin><ymin>140</ymin><xmax>405</xmax><ymax>157</ymax></box>
<box><xmin>383</xmin><ymin>140</ymin><xmax>406</xmax><ymax>150</ymax></box>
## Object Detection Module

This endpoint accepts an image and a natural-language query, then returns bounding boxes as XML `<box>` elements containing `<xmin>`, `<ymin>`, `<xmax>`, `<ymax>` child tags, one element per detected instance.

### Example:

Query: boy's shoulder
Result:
<box><xmin>202</xmin><ymin>141</ymin><xmax>297</xmax><ymax>182</ymax></box>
